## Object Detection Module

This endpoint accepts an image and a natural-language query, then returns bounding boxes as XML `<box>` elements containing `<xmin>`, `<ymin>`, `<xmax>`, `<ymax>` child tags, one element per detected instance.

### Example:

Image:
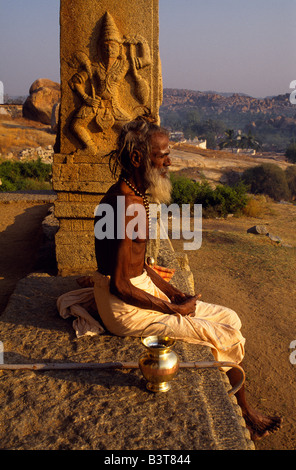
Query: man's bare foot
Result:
<box><xmin>243</xmin><ymin>408</ymin><xmax>282</xmax><ymax>441</ymax></box>
<box><xmin>226</xmin><ymin>367</ymin><xmax>282</xmax><ymax>441</ymax></box>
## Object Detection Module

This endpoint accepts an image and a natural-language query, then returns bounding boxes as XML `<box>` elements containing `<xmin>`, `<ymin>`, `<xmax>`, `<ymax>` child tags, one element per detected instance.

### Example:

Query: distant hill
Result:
<box><xmin>202</xmin><ymin>90</ymin><xmax>253</xmax><ymax>98</ymax></box>
<box><xmin>160</xmin><ymin>88</ymin><xmax>296</xmax><ymax>152</ymax></box>
<box><xmin>161</xmin><ymin>88</ymin><xmax>294</xmax><ymax>118</ymax></box>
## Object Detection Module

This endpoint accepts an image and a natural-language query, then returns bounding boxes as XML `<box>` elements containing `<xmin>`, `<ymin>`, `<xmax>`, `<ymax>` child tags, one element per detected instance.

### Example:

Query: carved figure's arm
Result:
<box><xmin>69</xmin><ymin>71</ymin><xmax>101</xmax><ymax>107</ymax></box>
<box><xmin>133</xmin><ymin>38</ymin><xmax>151</xmax><ymax>70</ymax></box>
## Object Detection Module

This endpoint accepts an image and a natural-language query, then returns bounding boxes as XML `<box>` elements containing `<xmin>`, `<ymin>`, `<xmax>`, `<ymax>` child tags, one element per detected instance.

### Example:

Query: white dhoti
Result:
<box><xmin>57</xmin><ymin>270</ymin><xmax>245</xmax><ymax>365</ymax></box>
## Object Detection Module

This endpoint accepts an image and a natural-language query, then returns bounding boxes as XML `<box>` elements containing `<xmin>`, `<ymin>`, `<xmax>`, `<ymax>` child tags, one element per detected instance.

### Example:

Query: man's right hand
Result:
<box><xmin>174</xmin><ymin>295</ymin><xmax>200</xmax><ymax>317</ymax></box>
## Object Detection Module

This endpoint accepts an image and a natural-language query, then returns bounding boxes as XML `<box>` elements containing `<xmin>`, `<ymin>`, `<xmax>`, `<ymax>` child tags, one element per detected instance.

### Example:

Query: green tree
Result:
<box><xmin>160</xmin><ymin>110</ymin><xmax>182</xmax><ymax>131</ymax></box>
<box><xmin>218</xmin><ymin>129</ymin><xmax>237</xmax><ymax>152</ymax></box>
<box><xmin>197</xmin><ymin>119</ymin><xmax>226</xmax><ymax>149</ymax></box>
<box><xmin>203</xmin><ymin>119</ymin><xmax>226</xmax><ymax>136</ymax></box>
<box><xmin>240</xmin><ymin>130</ymin><xmax>261</xmax><ymax>150</ymax></box>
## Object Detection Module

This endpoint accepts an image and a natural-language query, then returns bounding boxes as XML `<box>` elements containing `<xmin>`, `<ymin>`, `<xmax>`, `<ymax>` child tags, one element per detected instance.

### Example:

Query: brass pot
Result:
<box><xmin>139</xmin><ymin>323</ymin><xmax>179</xmax><ymax>392</ymax></box>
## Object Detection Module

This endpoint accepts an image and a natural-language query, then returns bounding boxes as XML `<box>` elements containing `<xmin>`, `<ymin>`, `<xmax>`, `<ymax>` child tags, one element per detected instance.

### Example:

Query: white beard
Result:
<box><xmin>145</xmin><ymin>166</ymin><xmax>172</xmax><ymax>204</ymax></box>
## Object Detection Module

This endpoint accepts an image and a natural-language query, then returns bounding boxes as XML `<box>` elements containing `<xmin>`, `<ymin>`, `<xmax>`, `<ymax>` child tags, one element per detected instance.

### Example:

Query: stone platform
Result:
<box><xmin>0</xmin><ymin>191</ymin><xmax>254</xmax><ymax>450</ymax></box>
<box><xmin>0</xmin><ymin>272</ymin><xmax>254</xmax><ymax>450</ymax></box>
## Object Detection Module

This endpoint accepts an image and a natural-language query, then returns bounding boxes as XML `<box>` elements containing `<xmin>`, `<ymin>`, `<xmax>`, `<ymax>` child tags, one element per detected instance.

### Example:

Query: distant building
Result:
<box><xmin>223</xmin><ymin>148</ymin><xmax>256</xmax><ymax>155</ymax></box>
<box><xmin>169</xmin><ymin>131</ymin><xmax>207</xmax><ymax>149</ymax></box>
<box><xmin>186</xmin><ymin>137</ymin><xmax>207</xmax><ymax>149</ymax></box>
<box><xmin>169</xmin><ymin>131</ymin><xmax>184</xmax><ymax>141</ymax></box>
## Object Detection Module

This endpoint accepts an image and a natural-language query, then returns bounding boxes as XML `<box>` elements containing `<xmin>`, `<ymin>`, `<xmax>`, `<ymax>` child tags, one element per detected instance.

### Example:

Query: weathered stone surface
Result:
<box><xmin>247</xmin><ymin>225</ymin><xmax>285</xmax><ymax>245</ymax></box>
<box><xmin>58</xmin><ymin>0</ymin><xmax>161</xmax><ymax>156</ymax></box>
<box><xmin>156</xmin><ymin>239</ymin><xmax>195</xmax><ymax>296</ymax></box>
<box><xmin>0</xmin><ymin>273</ymin><xmax>254</xmax><ymax>450</ymax></box>
<box><xmin>53</xmin><ymin>0</ymin><xmax>162</xmax><ymax>275</ymax></box>
<box><xmin>55</xmin><ymin>230</ymin><xmax>96</xmax><ymax>276</ymax></box>
<box><xmin>42</xmin><ymin>206</ymin><xmax>59</xmax><ymax>240</ymax></box>
<box><xmin>267</xmin><ymin>233</ymin><xmax>281</xmax><ymax>243</ymax></box>
<box><xmin>23</xmin><ymin>79</ymin><xmax>61</xmax><ymax>125</ymax></box>
<box><xmin>0</xmin><ymin>190</ymin><xmax>56</xmax><ymax>204</ymax></box>
<box><xmin>0</xmin><ymin>199</ymin><xmax>254</xmax><ymax>449</ymax></box>
<box><xmin>51</xmin><ymin>102</ymin><xmax>60</xmax><ymax>133</ymax></box>
<box><xmin>52</xmin><ymin>158</ymin><xmax>114</xmax><ymax>194</ymax></box>
<box><xmin>247</xmin><ymin>225</ymin><xmax>269</xmax><ymax>235</ymax></box>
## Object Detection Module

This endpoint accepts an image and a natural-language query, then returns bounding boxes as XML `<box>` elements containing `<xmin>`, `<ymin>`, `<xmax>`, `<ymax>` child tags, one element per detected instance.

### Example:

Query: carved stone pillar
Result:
<box><xmin>53</xmin><ymin>0</ymin><xmax>162</xmax><ymax>275</ymax></box>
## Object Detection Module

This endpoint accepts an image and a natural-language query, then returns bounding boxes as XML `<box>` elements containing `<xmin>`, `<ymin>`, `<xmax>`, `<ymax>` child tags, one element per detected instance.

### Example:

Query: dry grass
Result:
<box><xmin>242</xmin><ymin>194</ymin><xmax>273</xmax><ymax>218</ymax></box>
<box><xmin>0</xmin><ymin>115</ymin><xmax>55</xmax><ymax>155</ymax></box>
<box><xmin>171</xmin><ymin>199</ymin><xmax>296</xmax><ymax>450</ymax></box>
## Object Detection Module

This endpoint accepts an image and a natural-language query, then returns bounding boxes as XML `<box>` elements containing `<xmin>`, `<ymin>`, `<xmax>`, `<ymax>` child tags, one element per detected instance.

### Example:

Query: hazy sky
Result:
<box><xmin>0</xmin><ymin>0</ymin><xmax>295</xmax><ymax>98</ymax></box>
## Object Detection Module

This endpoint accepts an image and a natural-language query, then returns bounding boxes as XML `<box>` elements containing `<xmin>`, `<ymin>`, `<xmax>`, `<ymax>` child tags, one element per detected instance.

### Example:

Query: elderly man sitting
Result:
<box><xmin>59</xmin><ymin>119</ymin><xmax>281</xmax><ymax>441</ymax></box>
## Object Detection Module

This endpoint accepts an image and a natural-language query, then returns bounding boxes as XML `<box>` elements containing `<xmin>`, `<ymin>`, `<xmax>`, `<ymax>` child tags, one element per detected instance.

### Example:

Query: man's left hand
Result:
<box><xmin>171</xmin><ymin>292</ymin><xmax>201</xmax><ymax>304</ymax></box>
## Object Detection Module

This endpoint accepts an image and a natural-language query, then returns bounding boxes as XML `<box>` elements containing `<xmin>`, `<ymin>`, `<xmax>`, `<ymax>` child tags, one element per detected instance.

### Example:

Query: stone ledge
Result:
<box><xmin>0</xmin><ymin>273</ymin><xmax>254</xmax><ymax>450</ymax></box>
<box><xmin>0</xmin><ymin>207</ymin><xmax>254</xmax><ymax>449</ymax></box>
<box><xmin>0</xmin><ymin>190</ymin><xmax>57</xmax><ymax>204</ymax></box>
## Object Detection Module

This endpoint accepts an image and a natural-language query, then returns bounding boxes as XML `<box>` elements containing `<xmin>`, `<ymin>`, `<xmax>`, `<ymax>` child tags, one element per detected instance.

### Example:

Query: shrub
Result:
<box><xmin>0</xmin><ymin>177</ymin><xmax>18</xmax><ymax>192</ymax></box>
<box><xmin>170</xmin><ymin>175</ymin><xmax>248</xmax><ymax>218</ymax></box>
<box><xmin>0</xmin><ymin>159</ymin><xmax>52</xmax><ymax>192</ymax></box>
<box><xmin>285</xmin><ymin>143</ymin><xmax>296</xmax><ymax>164</ymax></box>
<box><xmin>194</xmin><ymin>182</ymin><xmax>248</xmax><ymax>217</ymax></box>
<box><xmin>170</xmin><ymin>174</ymin><xmax>199</xmax><ymax>206</ymax></box>
<box><xmin>285</xmin><ymin>165</ymin><xmax>296</xmax><ymax>199</ymax></box>
<box><xmin>243</xmin><ymin>195</ymin><xmax>267</xmax><ymax>217</ymax></box>
<box><xmin>210</xmin><ymin>183</ymin><xmax>248</xmax><ymax>216</ymax></box>
<box><xmin>242</xmin><ymin>163</ymin><xmax>290</xmax><ymax>201</ymax></box>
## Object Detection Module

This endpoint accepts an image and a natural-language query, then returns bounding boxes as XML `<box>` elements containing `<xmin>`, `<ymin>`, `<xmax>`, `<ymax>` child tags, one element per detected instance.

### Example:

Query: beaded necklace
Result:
<box><xmin>120</xmin><ymin>176</ymin><xmax>151</xmax><ymax>231</ymax></box>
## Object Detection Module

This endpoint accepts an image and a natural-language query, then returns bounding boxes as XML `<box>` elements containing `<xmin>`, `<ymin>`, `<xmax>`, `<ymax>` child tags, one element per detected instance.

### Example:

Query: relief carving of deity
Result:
<box><xmin>67</xmin><ymin>11</ymin><xmax>152</xmax><ymax>154</ymax></box>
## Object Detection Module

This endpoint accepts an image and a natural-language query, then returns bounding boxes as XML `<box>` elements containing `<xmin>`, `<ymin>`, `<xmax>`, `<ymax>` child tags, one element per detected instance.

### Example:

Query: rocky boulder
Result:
<box><xmin>23</xmin><ymin>79</ymin><xmax>60</xmax><ymax>125</ymax></box>
<box><xmin>247</xmin><ymin>225</ymin><xmax>269</xmax><ymax>235</ymax></box>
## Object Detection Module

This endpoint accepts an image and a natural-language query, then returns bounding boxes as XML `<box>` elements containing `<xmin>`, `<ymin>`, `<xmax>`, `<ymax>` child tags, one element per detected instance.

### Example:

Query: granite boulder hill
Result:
<box><xmin>161</xmin><ymin>88</ymin><xmax>295</xmax><ymax>118</ymax></box>
<box><xmin>23</xmin><ymin>79</ymin><xmax>61</xmax><ymax>126</ymax></box>
<box><xmin>160</xmin><ymin>89</ymin><xmax>296</xmax><ymax>151</ymax></box>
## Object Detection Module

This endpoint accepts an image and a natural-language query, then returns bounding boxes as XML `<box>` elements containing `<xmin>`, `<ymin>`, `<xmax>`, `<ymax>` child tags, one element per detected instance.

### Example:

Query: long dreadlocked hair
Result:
<box><xmin>108</xmin><ymin>118</ymin><xmax>169</xmax><ymax>179</ymax></box>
